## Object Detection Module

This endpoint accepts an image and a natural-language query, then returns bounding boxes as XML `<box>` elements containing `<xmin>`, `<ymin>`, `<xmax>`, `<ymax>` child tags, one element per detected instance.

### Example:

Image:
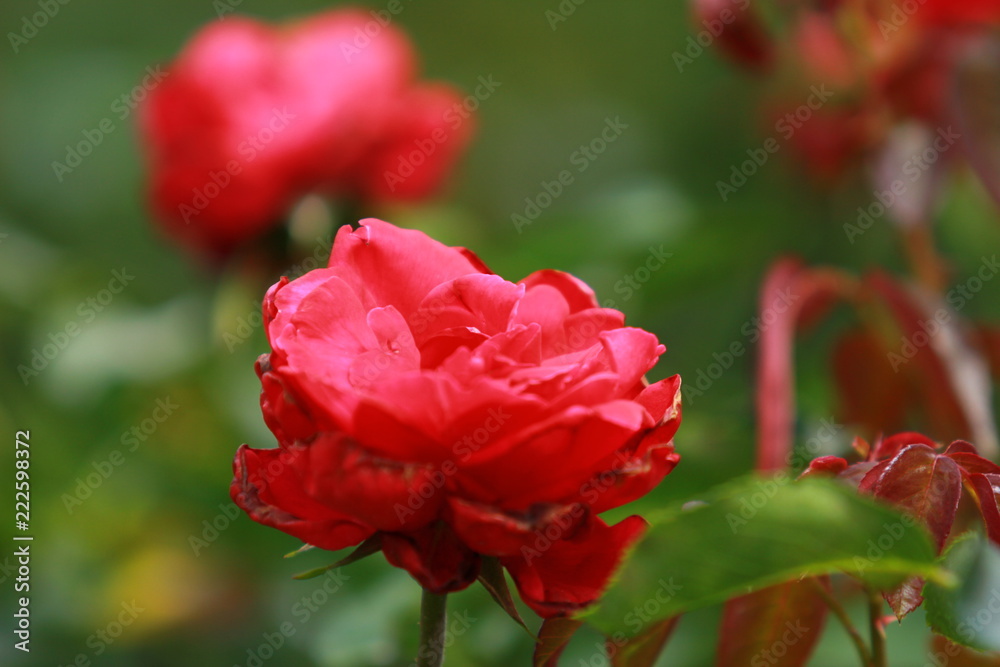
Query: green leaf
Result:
<box><xmin>584</xmin><ymin>476</ymin><xmax>951</xmax><ymax>636</ymax></box>
<box><xmin>478</xmin><ymin>556</ymin><xmax>534</xmax><ymax>637</ymax></box>
<box><xmin>292</xmin><ymin>534</ymin><xmax>382</xmax><ymax>580</ymax></box>
<box><xmin>533</xmin><ymin>617</ymin><xmax>583</xmax><ymax>667</ymax></box>
<box><xmin>284</xmin><ymin>543</ymin><xmax>316</xmax><ymax>559</ymax></box>
<box><xmin>925</xmin><ymin>532</ymin><xmax>1000</xmax><ymax>651</ymax></box>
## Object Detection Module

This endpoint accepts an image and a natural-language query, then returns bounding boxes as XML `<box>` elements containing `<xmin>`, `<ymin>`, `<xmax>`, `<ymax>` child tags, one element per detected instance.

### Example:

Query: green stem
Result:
<box><xmin>867</xmin><ymin>591</ymin><xmax>887</xmax><ymax>667</ymax></box>
<box><xmin>417</xmin><ymin>588</ymin><xmax>448</xmax><ymax>667</ymax></box>
<box><xmin>807</xmin><ymin>579</ymin><xmax>871</xmax><ymax>667</ymax></box>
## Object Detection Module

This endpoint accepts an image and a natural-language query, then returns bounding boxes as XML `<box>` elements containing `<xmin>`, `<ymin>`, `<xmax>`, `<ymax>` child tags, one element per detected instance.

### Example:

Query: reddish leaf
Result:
<box><xmin>951</xmin><ymin>33</ymin><xmax>1000</xmax><ymax>210</ymax></box>
<box><xmin>931</xmin><ymin>634</ymin><xmax>1000</xmax><ymax>666</ymax></box>
<box><xmin>832</xmin><ymin>329</ymin><xmax>910</xmax><ymax>436</ymax></box>
<box><xmin>884</xmin><ymin>576</ymin><xmax>925</xmax><ymax>621</ymax></box>
<box><xmin>756</xmin><ymin>259</ymin><xmax>852</xmax><ymax>471</ymax></box>
<box><xmin>968</xmin><ymin>473</ymin><xmax>1000</xmax><ymax>546</ymax></box>
<box><xmin>608</xmin><ymin>617</ymin><xmax>680</xmax><ymax>667</ymax></box>
<box><xmin>874</xmin><ymin>432</ymin><xmax>939</xmax><ymax>461</ymax></box>
<box><xmin>797</xmin><ymin>456</ymin><xmax>848</xmax><ymax>480</ymax></box>
<box><xmin>852</xmin><ymin>436</ymin><xmax>871</xmax><ymax>460</ymax></box>
<box><xmin>858</xmin><ymin>460</ymin><xmax>893</xmax><ymax>494</ymax></box>
<box><xmin>533</xmin><ymin>617</ymin><xmax>584</xmax><ymax>667</ymax></box>
<box><xmin>864</xmin><ymin>444</ymin><xmax>963</xmax><ymax>552</ymax></box>
<box><xmin>715</xmin><ymin>579</ymin><xmax>829</xmax><ymax>667</ymax></box>
<box><xmin>951</xmin><ymin>453</ymin><xmax>1000</xmax><ymax>476</ymax></box>
<box><xmin>839</xmin><ymin>461</ymin><xmax>880</xmax><ymax>489</ymax></box>
<box><xmin>945</xmin><ymin>441</ymin><xmax>1000</xmax><ymax>476</ymax></box>
<box><xmin>867</xmin><ymin>272</ymin><xmax>992</xmax><ymax>448</ymax></box>
<box><xmin>945</xmin><ymin>441</ymin><xmax>980</xmax><ymax>456</ymax></box>
<box><xmin>756</xmin><ymin>260</ymin><xmax>803</xmax><ymax>473</ymax></box>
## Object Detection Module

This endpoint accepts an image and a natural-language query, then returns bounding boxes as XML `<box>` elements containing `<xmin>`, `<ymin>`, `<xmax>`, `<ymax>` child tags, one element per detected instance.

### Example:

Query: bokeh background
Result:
<box><xmin>2</xmin><ymin>0</ymin><xmax>1000</xmax><ymax>665</ymax></box>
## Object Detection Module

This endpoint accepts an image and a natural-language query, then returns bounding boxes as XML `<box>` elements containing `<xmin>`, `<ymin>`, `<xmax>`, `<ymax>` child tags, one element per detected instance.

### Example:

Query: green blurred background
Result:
<box><xmin>2</xmin><ymin>0</ymin><xmax>1000</xmax><ymax>665</ymax></box>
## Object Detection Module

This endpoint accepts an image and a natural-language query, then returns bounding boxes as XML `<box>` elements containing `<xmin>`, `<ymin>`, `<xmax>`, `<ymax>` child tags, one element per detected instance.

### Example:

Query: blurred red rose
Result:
<box><xmin>230</xmin><ymin>219</ymin><xmax>681</xmax><ymax>617</ymax></box>
<box><xmin>140</xmin><ymin>10</ymin><xmax>474</xmax><ymax>258</ymax></box>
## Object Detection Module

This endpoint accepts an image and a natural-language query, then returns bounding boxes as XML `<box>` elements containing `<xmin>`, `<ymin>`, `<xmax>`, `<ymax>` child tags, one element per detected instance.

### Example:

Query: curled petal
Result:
<box><xmin>502</xmin><ymin>515</ymin><xmax>647</xmax><ymax>618</ymax></box>
<box><xmin>448</xmin><ymin>497</ymin><xmax>587</xmax><ymax>557</ymax></box>
<box><xmin>230</xmin><ymin>444</ymin><xmax>372</xmax><ymax>551</ymax></box>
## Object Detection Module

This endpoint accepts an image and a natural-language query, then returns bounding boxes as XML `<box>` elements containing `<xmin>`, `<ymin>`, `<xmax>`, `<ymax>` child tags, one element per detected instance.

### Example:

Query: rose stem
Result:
<box><xmin>867</xmin><ymin>590</ymin><xmax>887</xmax><ymax>667</ymax></box>
<box><xmin>807</xmin><ymin>579</ymin><xmax>871</xmax><ymax>666</ymax></box>
<box><xmin>417</xmin><ymin>588</ymin><xmax>448</xmax><ymax>667</ymax></box>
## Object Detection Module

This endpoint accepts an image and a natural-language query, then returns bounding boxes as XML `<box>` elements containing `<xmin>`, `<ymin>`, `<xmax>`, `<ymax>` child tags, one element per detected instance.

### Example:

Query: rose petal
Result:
<box><xmin>230</xmin><ymin>444</ymin><xmax>373</xmax><ymax>551</ymax></box>
<box><xmin>328</xmin><ymin>220</ymin><xmax>490</xmax><ymax>320</ymax></box>
<box><xmin>501</xmin><ymin>515</ymin><xmax>647</xmax><ymax>617</ymax></box>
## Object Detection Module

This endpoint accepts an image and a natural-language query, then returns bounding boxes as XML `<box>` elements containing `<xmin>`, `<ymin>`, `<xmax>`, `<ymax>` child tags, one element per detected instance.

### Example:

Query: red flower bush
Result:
<box><xmin>697</xmin><ymin>0</ymin><xmax>1000</xmax><ymax>204</ymax></box>
<box><xmin>140</xmin><ymin>10</ymin><xmax>474</xmax><ymax>257</ymax></box>
<box><xmin>801</xmin><ymin>432</ymin><xmax>1000</xmax><ymax>618</ymax></box>
<box><xmin>230</xmin><ymin>219</ymin><xmax>681</xmax><ymax>617</ymax></box>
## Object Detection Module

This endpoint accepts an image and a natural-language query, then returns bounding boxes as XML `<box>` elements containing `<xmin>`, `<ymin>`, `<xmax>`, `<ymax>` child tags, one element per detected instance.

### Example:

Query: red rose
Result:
<box><xmin>140</xmin><ymin>10</ymin><xmax>474</xmax><ymax>257</ymax></box>
<box><xmin>231</xmin><ymin>219</ymin><xmax>681</xmax><ymax>617</ymax></box>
